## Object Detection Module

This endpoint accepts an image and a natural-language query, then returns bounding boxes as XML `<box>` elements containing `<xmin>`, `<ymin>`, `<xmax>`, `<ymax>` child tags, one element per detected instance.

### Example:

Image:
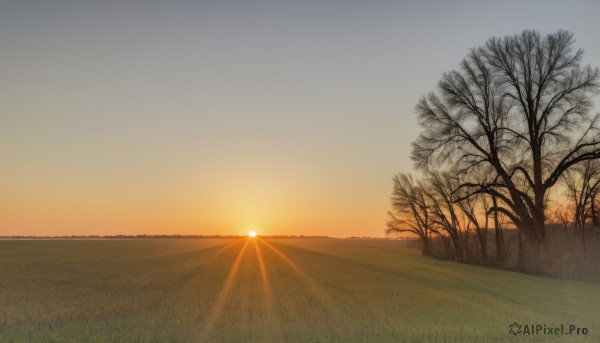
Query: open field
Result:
<box><xmin>1</xmin><ymin>238</ymin><xmax>599</xmax><ymax>342</ymax></box>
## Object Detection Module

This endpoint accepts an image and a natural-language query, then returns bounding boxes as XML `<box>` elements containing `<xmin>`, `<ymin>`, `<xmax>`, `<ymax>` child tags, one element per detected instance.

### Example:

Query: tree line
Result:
<box><xmin>388</xmin><ymin>30</ymin><xmax>600</xmax><ymax>277</ymax></box>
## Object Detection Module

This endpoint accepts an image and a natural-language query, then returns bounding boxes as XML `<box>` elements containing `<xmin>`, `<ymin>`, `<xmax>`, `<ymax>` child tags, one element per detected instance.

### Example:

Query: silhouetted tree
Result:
<box><xmin>562</xmin><ymin>160</ymin><xmax>600</xmax><ymax>246</ymax></box>
<box><xmin>412</xmin><ymin>30</ymin><xmax>600</xmax><ymax>247</ymax></box>
<box><xmin>456</xmin><ymin>190</ymin><xmax>489</xmax><ymax>264</ymax></box>
<box><xmin>424</xmin><ymin>171</ymin><xmax>466</xmax><ymax>261</ymax></box>
<box><xmin>387</xmin><ymin>174</ymin><xmax>435</xmax><ymax>255</ymax></box>
<box><xmin>550</xmin><ymin>205</ymin><xmax>572</xmax><ymax>230</ymax></box>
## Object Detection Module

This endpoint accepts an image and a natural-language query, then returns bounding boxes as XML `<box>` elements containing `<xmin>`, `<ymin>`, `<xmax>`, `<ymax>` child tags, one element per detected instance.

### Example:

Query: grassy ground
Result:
<box><xmin>0</xmin><ymin>238</ymin><xmax>598</xmax><ymax>342</ymax></box>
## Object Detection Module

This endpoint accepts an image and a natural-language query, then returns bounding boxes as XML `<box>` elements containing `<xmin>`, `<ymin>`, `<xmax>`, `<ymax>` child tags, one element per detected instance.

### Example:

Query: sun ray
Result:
<box><xmin>257</xmin><ymin>239</ymin><xmax>309</xmax><ymax>278</ymax></box>
<box><xmin>200</xmin><ymin>238</ymin><xmax>250</xmax><ymax>337</ymax></box>
<box><xmin>257</xmin><ymin>238</ymin><xmax>338</xmax><ymax>315</ymax></box>
<box><xmin>253</xmin><ymin>238</ymin><xmax>274</xmax><ymax>315</ymax></box>
<box><xmin>206</xmin><ymin>238</ymin><xmax>244</xmax><ymax>263</ymax></box>
<box><xmin>121</xmin><ymin>240</ymin><xmax>227</xmax><ymax>261</ymax></box>
<box><xmin>262</xmin><ymin>239</ymin><xmax>398</xmax><ymax>328</ymax></box>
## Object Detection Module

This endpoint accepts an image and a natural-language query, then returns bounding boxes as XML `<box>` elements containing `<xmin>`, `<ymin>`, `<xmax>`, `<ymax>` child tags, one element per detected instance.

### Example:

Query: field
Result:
<box><xmin>1</xmin><ymin>238</ymin><xmax>599</xmax><ymax>342</ymax></box>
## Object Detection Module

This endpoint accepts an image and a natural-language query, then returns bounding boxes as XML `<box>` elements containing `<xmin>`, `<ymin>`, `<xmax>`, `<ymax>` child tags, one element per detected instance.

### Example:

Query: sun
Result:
<box><xmin>248</xmin><ymin>231</ymin><xmax>257</xmax><ymax>238</ymax></box>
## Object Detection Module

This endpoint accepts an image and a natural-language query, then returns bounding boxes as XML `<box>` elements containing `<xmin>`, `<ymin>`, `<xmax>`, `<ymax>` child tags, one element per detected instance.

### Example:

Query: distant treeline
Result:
<box><xmin>0</xmin><ymin>234</ymin><xmax>334</xmax><ymax>239</ymax></box>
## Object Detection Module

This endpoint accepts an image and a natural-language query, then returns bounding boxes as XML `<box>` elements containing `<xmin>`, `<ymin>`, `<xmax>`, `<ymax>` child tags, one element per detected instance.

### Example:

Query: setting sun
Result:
<box><xmin>248</xmin><ymin>231</ymin><xmax>257</xmax><ymax>237</ymax></box>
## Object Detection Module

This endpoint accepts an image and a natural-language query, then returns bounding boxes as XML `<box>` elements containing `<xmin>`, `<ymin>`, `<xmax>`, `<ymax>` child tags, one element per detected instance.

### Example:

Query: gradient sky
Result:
<box><xmin>2</xmin><ymin>0</ymin><xmax>599</xmax><ymax>237</ymax></box>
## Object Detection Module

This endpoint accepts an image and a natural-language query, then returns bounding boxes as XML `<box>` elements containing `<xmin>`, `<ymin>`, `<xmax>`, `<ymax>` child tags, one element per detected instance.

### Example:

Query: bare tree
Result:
<box><xmin>386</xmin><ymin>174</ymin><xmax>434</xmax><ymax>255</ymax></box>
<box><xmin>456</xmin><ymin>191</ymin><xmax>489</xmax><ymax>264</ymax></box>
<box><xmin>424</xmin><ymin>171</ymin><xmax>466</xmax><ymax>261</ymax></box>
<box><xmin>562</xmin><ymin>160</ymin><xmax>600</xmax><ymax>245</ymax></box>
<box><xmin>549</xmin><ymin>205</ymin><xmax>572</xmax><ymax>230</ymax></box>
<box><xmin>412</xmin><ymin>30</ymin><xmax>600</xmax><ymax>246</ymax></box>
<box><xmin>591</xmin><ymin>190</ymin><xmax>600</xmax><ymax>228</ymax></box>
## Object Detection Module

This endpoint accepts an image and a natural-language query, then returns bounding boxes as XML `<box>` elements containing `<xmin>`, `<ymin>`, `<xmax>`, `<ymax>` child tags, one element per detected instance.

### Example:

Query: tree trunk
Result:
<box><xmin>581</xmin><ymin>226</ymin><xmax>587</xmax><ymax>253</ymax></box>
<box><xmin>592</xmin><ymin>193</ymin><xmax>599</xmax><ymax>227</ymax></box>
<box><xmin>532</xmin><ymin>141</ymin><xmax>547</xmax><ymax>243</ymax></box>
<box><xmin>481</xmin><ymin>215</ymin><xmax>488</xmax><ymax>265</ymax></box>
<box><xmin>492</xmin><ymin>195</ymin><xmax>505</xmax><ymax>264</ymax></box>
<box><xmin>532</xmin><ymin>187</ymin><xmax>547</xmax><ymax>242</ymax></box>
<box><xmin>422</xmin><ymin>234</ymin><xmax>431</xmax><ymax>256</ymax></box>
<box><xmin>451</xmin><ymin>234</ymin><xmax>461</xmax><ymax>261</ymax></box>
<box><xmin>517</xmin><ymin>229</ymin><xmax>524</xmax><ymax>269</ymax></box>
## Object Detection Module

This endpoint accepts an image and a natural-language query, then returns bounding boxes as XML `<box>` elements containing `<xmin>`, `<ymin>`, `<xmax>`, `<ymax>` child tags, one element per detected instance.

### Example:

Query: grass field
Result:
<box><xmin>1</xmin><ymin>238</ymin><xmax>599</xmax><ymax>342</ymax></box>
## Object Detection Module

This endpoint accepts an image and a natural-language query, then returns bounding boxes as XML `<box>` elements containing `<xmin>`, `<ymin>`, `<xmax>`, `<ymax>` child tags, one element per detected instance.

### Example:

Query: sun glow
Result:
<box><xmin>248</xmin><ymin>231</ymin><xmax>257</xmax><ymax>237</ymax></box>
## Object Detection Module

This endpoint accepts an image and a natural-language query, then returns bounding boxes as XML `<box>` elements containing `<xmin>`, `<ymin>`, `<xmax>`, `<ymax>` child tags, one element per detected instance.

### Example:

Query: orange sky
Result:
<box><xmin>2</xmin><ymin>1</ymin><xmax>599</xmax><ymax>237</ymax></box>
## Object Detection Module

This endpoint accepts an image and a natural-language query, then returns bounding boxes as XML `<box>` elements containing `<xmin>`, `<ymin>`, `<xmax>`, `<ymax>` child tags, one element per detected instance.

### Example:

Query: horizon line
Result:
<box><xmin>0</xmin><ymin>234</ymin><xmax>400</xmax><ymax>240</ymax></box>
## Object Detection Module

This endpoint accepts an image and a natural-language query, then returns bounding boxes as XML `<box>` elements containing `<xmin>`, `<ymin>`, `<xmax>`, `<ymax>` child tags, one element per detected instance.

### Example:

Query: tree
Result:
<box><xmin>386</xmin><ymin>173</ymin><xmax>434</xmax><ymax>255</ymax></box>
<box><xmin>562</xmin><ymin>160</ymin><xmax>600</xmax><ymax>245</ymax></box>
<box><xmin>424</xmin><ymin>171</ymin><xmax>466</xmax><ymax>261</ymax></box>
<box><xmin>455</xmin><ymin>188</ymin><xmax>489</xmax><ymax>264</ymax></box>
<box><xmin>549</xmin><ymin>204</ymin><xmax>572</xmax><ymax>230</ymax></box>
<box><xmin>412</xmin><ymin>30</ymin><xmax>600</xmax><ymax>246</ymax></box>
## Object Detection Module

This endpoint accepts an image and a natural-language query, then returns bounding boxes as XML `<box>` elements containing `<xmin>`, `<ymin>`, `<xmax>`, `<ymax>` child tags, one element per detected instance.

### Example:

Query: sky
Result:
<box><xmin>1</xmin><ymin>0</ymin><xmax>599</xmax><ymax>237</ymax></box>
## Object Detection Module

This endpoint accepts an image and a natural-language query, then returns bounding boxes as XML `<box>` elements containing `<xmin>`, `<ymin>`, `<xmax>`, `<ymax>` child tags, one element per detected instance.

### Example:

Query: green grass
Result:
<box><xmin>0</xmin><ymin>238</ymin><xmax>598</xmax><ymax>342</ymax></box>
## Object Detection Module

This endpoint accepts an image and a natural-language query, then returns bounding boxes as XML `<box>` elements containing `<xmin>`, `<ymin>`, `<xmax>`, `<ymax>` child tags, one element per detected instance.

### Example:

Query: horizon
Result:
<box><xmin>0</xmin><ymin>234</ymin><xmax>376</xmax><ymax>238</ymax></box>
<box><xmin>2</xmin><ymin>1</ymin><xmax>600</xmax><ymax>237</ymax></box>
